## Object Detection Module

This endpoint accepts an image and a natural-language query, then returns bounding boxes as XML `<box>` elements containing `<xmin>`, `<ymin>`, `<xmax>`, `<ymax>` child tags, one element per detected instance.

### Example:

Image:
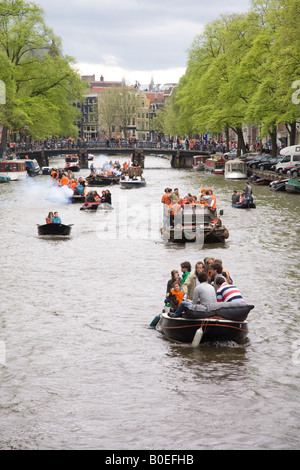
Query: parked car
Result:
<box><xmin>239</xmin><ymin>153</ymin><xmax>260</xmax><ymax>163</ymax></box>
<box><xmin>247</xmin><ymin>155</ymin><xmax>273</xmax><ymax>169</ymax></box>
<box><xmin>285</xmin><ymin>162</ymin><xmax>300</xmax><ymax>177</ymax></box>
<box><xmin>275</xmin><ymin>151</ymin><xmax>300</xmax><ymax>173</ymax></box>
<box><xmin>258</xmin><ymin>157</ymin><xmax>281</xmax><ymax>170</ymax></box>
<box><xmin>223</xmin><ymin>149</ymin><xmax>237</xmax><ymax>159</ymax></box>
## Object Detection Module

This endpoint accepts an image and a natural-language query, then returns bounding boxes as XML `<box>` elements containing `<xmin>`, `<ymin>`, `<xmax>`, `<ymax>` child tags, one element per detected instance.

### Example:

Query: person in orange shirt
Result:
<box><xmin>208</xmin><ymin>189</ymin><xmax>217</xmax><ymax>212</ymax></box>
<box><xmin>169</xmin><ymin>281</ymin><xmax>184</xmax><ymax>312</ymax></box>
<box><xmin>60</xmin><ymin>173</ymin><xmax>69</xmax><ymax>186</ymax></box>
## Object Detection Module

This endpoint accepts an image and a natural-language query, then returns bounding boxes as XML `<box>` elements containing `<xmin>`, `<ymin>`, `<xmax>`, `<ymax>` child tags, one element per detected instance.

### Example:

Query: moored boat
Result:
<box><xmin>285</xmin><ymin>178</ymin><xmax>300</xmax><ymax>193</ymax></box>
<box><xmin>0</xmin><ymin>175</ymin><xmax>10</xmax><ymax>183</ymax></box>
<box><xmin>161</xmin><ymin>206</ymin><xmax>229</xmax><ymax>244</ymax></box>
<box><xmin>224</xmin><ymin>160</ymin><xmax>247</xmax><ymax>180</ymax></box>
<box><xmin>204</xmin><ymin>157</ymin><xmax>225</xmax><ymax>174</ymax></box>
<box><xmin>157</xmin><ymin>301</ymin><xmax>254</xmax><ymax>346</ymax></box>
<box><xmin>252</xmin><ymin>177</ymin><xmax>272</xmax><ymax>186</ymax></box>
<box><xmin>0</xmin><ymin>160</ymin><xmax>28</xmax><ymax>181</ymax></box>
<box><xmin>192</xmin><ymin>155</ymin><xmax>210</xmax><ymax>171</ymax></box>
<box><xmin>269</xmin><ymin>179</ymin><xmax>287</xmax><ymax>191</ymax></box>
<box><xmin>37</xmin><ymin>223</ymin><xmax>73</xmax><ymax>236</ymax></box>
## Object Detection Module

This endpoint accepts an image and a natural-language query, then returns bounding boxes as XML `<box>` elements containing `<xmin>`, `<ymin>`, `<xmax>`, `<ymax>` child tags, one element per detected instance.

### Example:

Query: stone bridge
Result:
<box><xmin>15</xmin><ymin>146</ymin><xmax>210</xmax><ymax>169</ymax></box>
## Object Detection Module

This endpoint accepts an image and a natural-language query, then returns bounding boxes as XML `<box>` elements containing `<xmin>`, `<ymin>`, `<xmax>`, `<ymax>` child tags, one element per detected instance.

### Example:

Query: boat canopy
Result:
<box><xmin>0</xmin><ymin>160</ymin><xmax>26</xmax><ymax>172</ymax></box>
<box><xmin>225</xmin><ymin>159</ymin><xmax>247</xmax><ymax>172</ymax></box>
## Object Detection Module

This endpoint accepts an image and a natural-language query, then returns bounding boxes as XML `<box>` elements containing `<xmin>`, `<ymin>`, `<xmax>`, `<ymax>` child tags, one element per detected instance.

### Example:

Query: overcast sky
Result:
<box><xmin>36</xmin><ymin>0</ymin><xmax>251</xmax><ymax>85</ymax></box>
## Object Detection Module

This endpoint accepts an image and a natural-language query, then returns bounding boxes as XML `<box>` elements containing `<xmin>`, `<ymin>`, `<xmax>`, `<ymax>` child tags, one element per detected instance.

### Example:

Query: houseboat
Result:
<box><xmin>224</xmin><ymin>159</ymin><xmax>247</xmax><ymax>180</ymax></box>
<box><xmin>204</xmin><ymin>157</ymin><xmax>225</xmax><ymax>174</ymax></box>
<box><xmin>192</xmin><ymin>155</ymin><xmax>210</xmax><ymax>171</ymax></box>
<box><xmin>0</xmin><ymin>160</ymin><xmax>28</xmax><ymax>181</ymax></box>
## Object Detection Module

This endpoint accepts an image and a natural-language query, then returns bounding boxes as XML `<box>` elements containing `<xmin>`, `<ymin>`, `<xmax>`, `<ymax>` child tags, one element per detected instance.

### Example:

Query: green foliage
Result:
<box><xmin>0</xmin><ymin>0</ymin><xmax>86</xmax><ymax>146</ymax></box>
<box><xmin>168</xmin><ymin>0</ymin><xmax>300</xmax><ymax>146</ymax></box>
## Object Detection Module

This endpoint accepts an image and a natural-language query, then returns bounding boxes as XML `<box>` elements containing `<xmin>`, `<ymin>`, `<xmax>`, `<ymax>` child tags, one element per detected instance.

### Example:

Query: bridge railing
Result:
<box><xmin>11</xmin><ymin>139</ymin><xmax>211</xmax><ymax>153</ymax></box>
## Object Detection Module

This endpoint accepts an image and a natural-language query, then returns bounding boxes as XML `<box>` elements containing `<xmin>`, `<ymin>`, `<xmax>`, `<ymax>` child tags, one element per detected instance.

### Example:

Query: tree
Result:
<box><xmin>0</xmin><ymin>0</ymin><xmax>86</xmax><ymax>150</ymax></box>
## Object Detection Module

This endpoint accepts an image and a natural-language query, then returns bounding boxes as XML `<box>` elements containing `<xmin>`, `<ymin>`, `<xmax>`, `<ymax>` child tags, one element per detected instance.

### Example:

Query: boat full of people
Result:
<box><xmin>80</xmin><ymin>190</ymin><xmax>113</xmax><ymax>211</ymax></box>
<box><xmin>149</xmin><ymin>258</ymin><xmax>254</xmax><ymax>346</ymax></box>
<box><xmin>64</xmin><ymin>154</ymin><xmax>80</xmax><ymax>172</ymax></box>
<box><xmin>86</xmin><ymin>161</ymin><xmax>121</xmax><ymax>186</ymax></box>
<box><xmin>231</xmin><ymin>183</ymin><xmax>256</xmax><ymax>208</ymax></box>
<box><xmin>120</xmin><ymin>166</ymin><xmax>146</xmax><ymax>188</ymax></box>
<box><xmin>161</xmin><ymin>187</ymin><xmax>229</xmax><ymax>244</ymax></box>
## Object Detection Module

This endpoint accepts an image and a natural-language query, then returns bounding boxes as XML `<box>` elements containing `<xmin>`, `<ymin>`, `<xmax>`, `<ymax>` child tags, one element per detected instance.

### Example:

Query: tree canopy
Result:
<box><xmin>0</xmin><ymin>0</ymin><xmax>86</xmax><ymax>149</ymax></box>
<box><xmin>165</xmin><ymin>0</ymin><xmax>300</xmax><ymax>153</ymax></box>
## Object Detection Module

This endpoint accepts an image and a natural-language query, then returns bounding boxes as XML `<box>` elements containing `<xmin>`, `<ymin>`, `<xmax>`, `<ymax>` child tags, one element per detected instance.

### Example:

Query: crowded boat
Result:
<box><xmin>149</xmin><ymin>258</ymin><xmax>254</xmax><ymax>345</ymax></box>
<box><xmin>160</xmin><ymin>187</ymin><xmax>229</xmax><ymax>243</ymax></box>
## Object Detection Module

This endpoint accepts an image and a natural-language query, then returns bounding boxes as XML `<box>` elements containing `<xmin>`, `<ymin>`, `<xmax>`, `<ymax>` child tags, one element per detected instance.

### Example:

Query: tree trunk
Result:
<box><xmin>270</xmin><ymin>126</ymin><xmax>277</xmax><ymax>157</ymax></box>
<box><xmin>288</xmin><ymin>121</ymin><xmax>296</xmax><ymax>146</ymax></box>
<box><xmin>1</xmin><ymin>125</ymin><xmax>7</xmax><ymax>151</ymax></box>
<box><xmin>234</xmin><ymin>127</ymin><xmax>246</xmax><ymax>156</ymax></box>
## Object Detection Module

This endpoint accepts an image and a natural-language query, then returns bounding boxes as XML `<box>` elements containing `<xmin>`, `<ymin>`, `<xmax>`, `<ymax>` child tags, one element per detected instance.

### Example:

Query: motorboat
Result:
<box><xmin>156</xmin><ymin>302</ymin><xmax>254</xmax><ymax>346</ymax></box>
<box><xmin>224</xmin><ymin>160</ymin><xmax>247</xmax><ymax>180</ymax></box>
<box><xmin>86</xmin><ymin>174</ymin><xmax>120</xmax><ymax>186</ymax></box>
<box><xmin>24</xmin><ymin>159</ymin><xmax>41</xmax><ymax>176</ymax></box>
<box><xmin>161</xmin><ymin>206</ymin><xmax>229</xmax><ymax>244</ymax></box>
<box><xmin>120</xmin><ymin>176</ymin><xmax>146</xmax><ymax>188</ymax></box>
<box><xmin>64</xmin><ymin>154</ymin><xmax>80</xmax><ymax>172</ymax></box>
<box><xmin>269</xmin><ymin>179</ymin><xmax>288</xmax><ymax>191</ymax></box>
<box><xmin>37</xmin><ymin>223</ymin><xmax>73</xmax><ymax>236</ymax></box>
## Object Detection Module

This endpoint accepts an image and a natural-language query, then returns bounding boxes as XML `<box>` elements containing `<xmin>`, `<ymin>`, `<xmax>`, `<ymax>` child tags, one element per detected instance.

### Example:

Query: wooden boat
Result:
<box><xmin>37</xmin><ymin>223</ymin><xmax>73</xmax><ymax>236</ymax></box>
<box><xmin>161</xmin><ymin>206</ymin><xmax>229</xmax><ymax>244</ymax></box>
<box><xmin>157</xmin><ymin>302</ymin><xmax>254</xmax><ymax>346</ymax></box>
<box><xmin>285</xmin><ymin>178</ymin><xmax>300</xmax><ymax>194</ymax></box>
<box><xmin>224</xmin><ymin>160</ymin><xmax>247</xmax><ymax>180</ymax></box>
<box><xmin>204</xmin><ymin>157</ymin><xmax>225</xmax><ymax>174</ymax></box>
<box><xmin>232</xmin><ymin>201</ymin><xmax>256</xmax><ymax>208</ymax></box>
<box><xmin>86</xmin><ymin>174</ymin><xmax>120</xmax><ymax>186</ymax></box>
<box><xmin>0</xmin><ymin>160</ymin><xmax>27</xmax><ymax>181</ymax></box>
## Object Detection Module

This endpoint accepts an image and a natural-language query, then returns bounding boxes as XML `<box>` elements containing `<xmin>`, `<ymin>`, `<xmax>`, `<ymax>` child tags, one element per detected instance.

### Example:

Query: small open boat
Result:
<box><xmin>157</xmin><ymin>302</ymin><xmax>254</xmax><ymax>346</ymax></box>
<box><xmin>80</xmin><ymin>202</ymin><xmax>113</xmax><ymax>211</ymax></box>
<box><xmin>232</xmin><ymin>201</ymin><xmax>256</xmax><ymax>208</ymax></box>
<box><xmin>86</xmin><ymin>175</ymin><xmax>119</xmax><ymax>186</ymax></box>
<box><xmin>120</xmin><ymin>176</ymin><xmax>146</xmax><ymax>188</ymax></box>
<box><xmin>37</xmin><ymin>223</ymin><xmax>73</xmax><ymax>236</ymax></box>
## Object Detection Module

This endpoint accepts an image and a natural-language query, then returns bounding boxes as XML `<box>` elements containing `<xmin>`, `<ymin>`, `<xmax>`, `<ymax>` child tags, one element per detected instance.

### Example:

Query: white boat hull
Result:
<box><xmin>0</xmin><ymin>171</ymin><xmax>27</xmax><ymax>181</ymax></box>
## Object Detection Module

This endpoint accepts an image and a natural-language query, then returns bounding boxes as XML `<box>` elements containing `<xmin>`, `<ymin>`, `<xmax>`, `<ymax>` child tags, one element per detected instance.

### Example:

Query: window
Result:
<box><xmin>294</xmin><ymin>154</ymin><xmax>300</xmax><ymax>161</ymax></box>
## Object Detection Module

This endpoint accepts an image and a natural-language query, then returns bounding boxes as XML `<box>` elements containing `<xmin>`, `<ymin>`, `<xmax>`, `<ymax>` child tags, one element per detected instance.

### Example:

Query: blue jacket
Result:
<box><xmin>52</xmin><ymin>216</ymin><xmax>61</xmax><ymax>224</ymax></box>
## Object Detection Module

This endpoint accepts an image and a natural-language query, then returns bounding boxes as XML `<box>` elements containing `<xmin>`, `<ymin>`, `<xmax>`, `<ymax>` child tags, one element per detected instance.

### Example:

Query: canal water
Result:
<box><xmin>0</xmin><ymin>154</ymin><xmax>299</xmax><ymax>450</ymax></box>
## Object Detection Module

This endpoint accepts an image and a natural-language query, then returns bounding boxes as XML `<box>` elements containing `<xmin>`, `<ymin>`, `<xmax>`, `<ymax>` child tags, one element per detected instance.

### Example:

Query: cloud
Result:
<box><xmin>37</xmin><ymin>0</ymin><xmax>251</xmax><ymax>83</ymax></box>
